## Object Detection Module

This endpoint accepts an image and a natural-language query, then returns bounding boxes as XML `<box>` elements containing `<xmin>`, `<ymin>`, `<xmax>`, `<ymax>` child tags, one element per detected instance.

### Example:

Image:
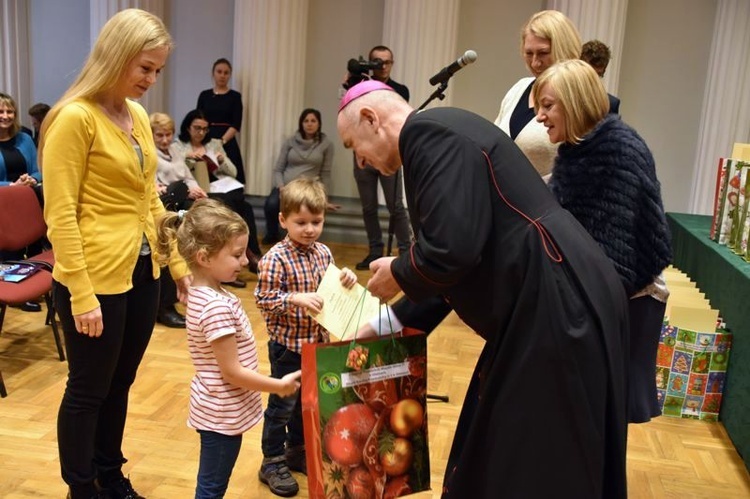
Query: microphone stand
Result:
<box><xmin>417</xmin><ymin>81</ymin><xmax>449</xmax><ymax>111</ymax></box>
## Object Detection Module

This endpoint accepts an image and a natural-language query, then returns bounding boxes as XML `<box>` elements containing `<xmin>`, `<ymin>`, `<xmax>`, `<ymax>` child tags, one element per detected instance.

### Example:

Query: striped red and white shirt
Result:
<box><xmin>185</xmin><ymin>286</ymin><xmax>263</xmax><ymax>436</ymax></box>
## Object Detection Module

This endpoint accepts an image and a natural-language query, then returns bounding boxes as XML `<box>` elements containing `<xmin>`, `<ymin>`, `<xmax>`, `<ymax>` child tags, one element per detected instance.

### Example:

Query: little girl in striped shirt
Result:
<box><xmin>157</xmin><ymin>198</ymin><xmax>301</xmax><ymax>499</ymax></box>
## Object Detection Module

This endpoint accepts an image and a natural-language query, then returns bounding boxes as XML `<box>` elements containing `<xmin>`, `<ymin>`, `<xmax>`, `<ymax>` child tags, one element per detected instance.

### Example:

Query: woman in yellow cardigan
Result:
<box><xmin>40</xmin><ymin>9</ymin><xmax>190</xmax><ymax>499</ymax></box>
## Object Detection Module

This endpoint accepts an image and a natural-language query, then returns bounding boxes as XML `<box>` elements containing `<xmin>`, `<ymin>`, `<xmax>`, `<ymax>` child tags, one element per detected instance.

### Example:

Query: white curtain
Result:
<box><xmin>546</xmin><ymin>0</ymin><xmax>628</xmax><ymax>95</ymax></box>
<box><xmin>689</xmin><ymin>0</ymin><xmax>750</xmax><ymax>215</ymax></box>
<box><xmin>89</xmin><ymin>0</ymin><xmax>170</xmax><ymax>116</ymax></box>
<box><xmin>383</xmin><ymin>0</ymin><xmax>461</xmax><ymax>109</ymax></box>
<box><xmin>234</xmin><ymin>0</ymin><xmax>310</xmax><ymax>195</ymax></box>
<box><xmin>0</xmin><ymin>0</ymin><xmax>31</xmax><ymax>116</ymax></box>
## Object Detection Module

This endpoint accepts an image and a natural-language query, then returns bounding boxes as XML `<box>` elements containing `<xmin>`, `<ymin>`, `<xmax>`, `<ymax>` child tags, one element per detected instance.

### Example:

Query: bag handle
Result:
<box><xmin>348</xmin><ymin>289</ymin><xmax>398</xmax><ymax>353</ymax></box>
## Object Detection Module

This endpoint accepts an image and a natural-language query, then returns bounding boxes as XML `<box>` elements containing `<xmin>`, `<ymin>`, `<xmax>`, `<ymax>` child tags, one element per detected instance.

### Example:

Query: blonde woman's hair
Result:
<box><xmin>41</xmin><ymin>9</ymin><xmax>173</xmax><ymax>153</ymax></box>
<box><xmin>532</xmin><ymin>59</ymin><xmax>609</xmax><ymax>144</ymax></box>
<box><xmin>156</xmin><ymin>198</ymin><xmax>248</xmax><ymax>269</ymax></box>
<box><xmin>0</xmin><ymin>93</ymin><xmax>20</xmax><ymax>137</ymax></box>
<box><xmin>521</xmin><ymin>10</ymin><xmax>582</xmax><ymax>65</ymax></box>
<box><xmin>280</xmin><ymin>177</ymin><xmax>328</xmax><ymax>217</ymax></box>
<box><xmin>149</xmin><ymin>112</ymin><xmax>175</xmax><ymax>133</ymax></box>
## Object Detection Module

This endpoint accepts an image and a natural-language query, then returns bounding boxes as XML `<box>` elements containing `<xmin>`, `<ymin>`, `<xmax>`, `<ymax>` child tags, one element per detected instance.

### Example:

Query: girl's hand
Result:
<box><xmin>277</xmin><ymin>370</ymin><xmax>302</xmax><ymax>397</ymax></box>
<box><xmin>291</xmin><ymin>292</ymin><xmax>324</xmax><ymax>314</ymax></box>
<box><xmin>339</xmin><ymin>267</ymin><xmax>357</xmax><ymax>289</ymax></box>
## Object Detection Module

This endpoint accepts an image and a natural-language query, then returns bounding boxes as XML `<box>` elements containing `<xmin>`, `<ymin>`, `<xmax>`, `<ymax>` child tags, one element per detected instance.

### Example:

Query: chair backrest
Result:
<box><xmin>0</xmin><ymin>186</ymin><xmax>47</xmax><ymax>252</ymax></box>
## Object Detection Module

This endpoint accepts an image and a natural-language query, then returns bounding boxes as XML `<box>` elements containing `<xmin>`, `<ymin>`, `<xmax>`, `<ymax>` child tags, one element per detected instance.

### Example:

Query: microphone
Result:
<box><xmin>428</xmin><ymin>50</ymin><xmax>478</xmax><ymax>86</ymax></box>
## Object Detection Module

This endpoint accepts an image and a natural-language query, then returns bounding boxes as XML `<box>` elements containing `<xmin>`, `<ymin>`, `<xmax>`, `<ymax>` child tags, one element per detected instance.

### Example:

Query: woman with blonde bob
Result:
<box><xmin>494</xmin><ymin>10</ymin><xmax>582</xmax><ymax>176</ymax></box>
<box><xmin>534</xmin><ymin>59</ymin><xmax>672</xmax><ymax>424</ymax></box>
<box><xmin>41</xmin><ymin>9</ymin><xmax>189</xmax><ymax>499</ymax></box>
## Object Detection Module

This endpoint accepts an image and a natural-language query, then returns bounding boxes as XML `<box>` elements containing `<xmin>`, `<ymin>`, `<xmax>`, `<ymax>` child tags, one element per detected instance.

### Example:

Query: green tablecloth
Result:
<box><xmin>667</xmin><ymin>212</ymin><xmax>750</xmax><ymax>468</ymax></box>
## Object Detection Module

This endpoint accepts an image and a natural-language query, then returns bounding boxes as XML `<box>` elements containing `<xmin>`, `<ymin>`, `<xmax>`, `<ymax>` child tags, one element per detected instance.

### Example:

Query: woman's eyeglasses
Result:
<box><xmin>191</xmin><ymin>125</ymin><xmax>209</xmax><ymax>133</ymax></box>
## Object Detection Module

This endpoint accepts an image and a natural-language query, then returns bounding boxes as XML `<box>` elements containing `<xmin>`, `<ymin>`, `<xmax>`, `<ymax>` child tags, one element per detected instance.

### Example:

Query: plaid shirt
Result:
<box><xmin>254</xmin><ymin>238</ymin><xmax>333</xmax><ymax>352</ymax></box>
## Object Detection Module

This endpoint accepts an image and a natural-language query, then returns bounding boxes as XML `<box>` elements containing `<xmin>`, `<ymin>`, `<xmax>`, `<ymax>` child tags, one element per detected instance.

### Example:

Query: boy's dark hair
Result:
<box><xmin>280</xmin><ymin>178</ymin><xmax>327</xmax><ymax>217</ymax></box>
<box><xmin>28</xmin><ymin>102</ymin><xmax>51</xmax><ymax>120</ymax></box>
<box><xmin>580</xmin><ymin>40</ymin><xmax>611</xmax><ymax>69</ymax></box>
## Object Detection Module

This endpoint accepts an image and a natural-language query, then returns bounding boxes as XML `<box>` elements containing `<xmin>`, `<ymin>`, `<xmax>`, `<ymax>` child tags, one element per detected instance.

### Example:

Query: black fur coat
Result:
<box><xmin>550</xmin><ymin>114</ymin><xmax>672</xmax><ymax>296</ymax></box>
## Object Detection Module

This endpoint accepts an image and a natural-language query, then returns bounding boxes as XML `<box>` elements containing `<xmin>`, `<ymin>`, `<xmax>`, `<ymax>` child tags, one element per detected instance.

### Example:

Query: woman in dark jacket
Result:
<box><xmin>534</xmin><ymin>59</ymin><xmax>673</xmax><ymax>423</ymax></box>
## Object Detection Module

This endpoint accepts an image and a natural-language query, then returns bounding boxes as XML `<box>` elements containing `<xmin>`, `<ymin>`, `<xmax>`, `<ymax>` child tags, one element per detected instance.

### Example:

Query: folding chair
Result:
<box><xmin>0</xmin><ymin>185</ymin><xmax>64</xmax><ymax>397</ymax></box>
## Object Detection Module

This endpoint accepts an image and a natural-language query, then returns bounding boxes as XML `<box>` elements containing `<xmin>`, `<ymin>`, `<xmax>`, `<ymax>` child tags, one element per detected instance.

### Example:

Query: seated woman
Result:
<box><xmin>151</xmin><ymin>112</ymin><xmax>207</xmax><ymax>210</ymax></box>
<box><xmin>0</xmin><ymin>92</ymin><xmax>41</xmax><ymax>188</ymax></box>
<box><xmin>0</xmin><ymin>92</ymin><xmax>44</xmax><ymax>312</ymax></box>
<box><xmin>263</xmin><ymin>108</ymin><xmax>337</xmax><ymax>244</ymax></box>
<box><xmin>173</xmin><ymin>109</ymin><xmax>261</xmax><ymax>277</ymax></box>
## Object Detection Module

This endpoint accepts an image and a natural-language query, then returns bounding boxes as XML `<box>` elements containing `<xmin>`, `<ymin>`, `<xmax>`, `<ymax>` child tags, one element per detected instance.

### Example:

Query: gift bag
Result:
<box><xmin>301</xmin><ymin>328</ymin><xmax>430</xmax><ymax>498</ymax></box>
<box><xmin>656</xmin><ymin>322</ymin><xmax>732</xmax><ymax>421</ymax></box>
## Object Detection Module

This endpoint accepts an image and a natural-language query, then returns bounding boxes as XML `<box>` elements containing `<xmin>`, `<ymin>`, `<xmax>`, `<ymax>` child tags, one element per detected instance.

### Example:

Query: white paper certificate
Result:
<box><xmin>309</xmin><ymin>264</ymin><xmax>381</xmax><ymax>340</ymax></box>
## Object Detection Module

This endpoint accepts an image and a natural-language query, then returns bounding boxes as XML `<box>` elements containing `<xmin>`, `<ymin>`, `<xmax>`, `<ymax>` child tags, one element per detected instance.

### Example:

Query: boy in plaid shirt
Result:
<box><xmin>255</xmin><ymin>178</ymin><xmax>356</xmax><ymax>496</ymax></box>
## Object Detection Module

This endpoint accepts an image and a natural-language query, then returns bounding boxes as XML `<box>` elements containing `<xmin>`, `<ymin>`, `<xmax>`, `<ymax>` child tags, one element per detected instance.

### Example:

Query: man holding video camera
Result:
<box><xmin>345</xmin><ymin>45</ymin><xmax>412</xmax><ymax>270</ymax></box>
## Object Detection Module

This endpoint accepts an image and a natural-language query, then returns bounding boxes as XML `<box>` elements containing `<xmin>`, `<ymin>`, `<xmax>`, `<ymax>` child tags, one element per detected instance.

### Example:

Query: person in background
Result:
<box><xmin>345</xmin><ymin>45</ymin><xmax>412</xmax><ymax>270</ymax></box>
<box><xmin>28</xmin><ymin>102</ymin><xmax>51</xmax><ymax>146</ymax></box>
<box><xmin>173</xmin><ymin>109</ymin><xmax>261</xmax><ymax>283</ymax></box>
<box><xmin>533</xmin><ymin>59</ymin><xmax>672</xmax><ymax>423</ymax></box>
<box><xmin>156</xmin><ymin>198</ymin><xmax>301</xmax><ymax>499</ymax></box>
<box><xmin>0</xmin><ymin>92</ymin><xmax>44</xmax><ymax>312</ymax></box>
<box><xmin>580</xmin><ymin>39</ymin><xmax>621</xmax><ymax>114</ymax></box>
<box><xmin>494</xmin><ymin>10</ymin><xmax>582</xmax><ymax>177</ymax></box>
<box><xmin>255</xmin><ymin>178</ymin><xmax>357</xmax><ymax>497</ymax></box>
<box><xmin>151</xmin><ymin>111</ymin><xmax>207</xmax><ymax>207</ymax></box>
<box><xmin>197</xmin><ymin>58</ymin><xmax>246</xmax><ymax>185</ymax></box>
<box><xmin>150</xmin><ymin>111</ymin><xmax>204</xmax><ymax>329</ymax></box>
<box><xmin>0</xmin><ymin>93</ymin><xmax>41</xmax><ymax>188</ymax></box>
<box><xmin>262</xmin><ymin>108</ymin><xmax>337</xmax><ymax>245</ymax></box>
<box><xmin>338</xmin><ymin>80</ymin><xmax>628</xmax><ymax>498</ymax></box>
<box><xmin>40</xmin><ymin>9</ymin><xmax>191</xmax><ymax>499</ymax></box>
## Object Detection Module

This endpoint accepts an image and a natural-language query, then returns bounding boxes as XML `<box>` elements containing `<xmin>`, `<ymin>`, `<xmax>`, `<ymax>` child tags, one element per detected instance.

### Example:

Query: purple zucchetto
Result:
<box><xmin>338</xmin><ymin>80</ymin><xmax>396</xmax><ymax>113</ymax></box>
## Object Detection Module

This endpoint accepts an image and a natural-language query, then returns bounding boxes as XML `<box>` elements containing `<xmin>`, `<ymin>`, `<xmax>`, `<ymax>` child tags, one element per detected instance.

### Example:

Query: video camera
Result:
<box><xmin>344</xmin><ymin>56</ymin><xmax>385</xmax><ymax>88</ymax></box>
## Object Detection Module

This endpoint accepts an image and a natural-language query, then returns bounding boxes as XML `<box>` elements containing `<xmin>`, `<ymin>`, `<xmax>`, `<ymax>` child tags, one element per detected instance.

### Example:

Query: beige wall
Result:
<box><xmin>30</xmin><ymin>0</ymin><xmax>714</xmax><ymax>210</ymax></box>
<box><xmin>619</xmin><ymin>0</ymin><xmax>717</xmax><ymax>212</ymax></box>
<box><xmin>298</xmin><ymin>0</ymin><xmax>718</xmax><ymax>212</ymax></box>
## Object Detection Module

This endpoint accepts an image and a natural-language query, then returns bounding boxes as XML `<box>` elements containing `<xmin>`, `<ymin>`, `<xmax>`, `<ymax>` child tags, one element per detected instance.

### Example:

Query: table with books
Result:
<box><xmin>667</xmin><ymin>211</ymin><xmax>750</xmax><ymax>469</ymax></box>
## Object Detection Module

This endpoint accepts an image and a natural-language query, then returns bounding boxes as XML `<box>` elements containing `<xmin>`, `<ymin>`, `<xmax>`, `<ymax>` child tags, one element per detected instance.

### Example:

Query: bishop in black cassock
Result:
<box><xmin>337</xmin><ymin>80</ymin><xmax>629</xmax><ymax>498</ymax></box>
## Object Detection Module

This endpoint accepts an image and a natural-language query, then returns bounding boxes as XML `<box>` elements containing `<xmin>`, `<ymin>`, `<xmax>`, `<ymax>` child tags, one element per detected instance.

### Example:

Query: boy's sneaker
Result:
<box><xmin>259</xmin><ymin>456</ymin><xmax>299</xmax><ymax>497</ymax></box>
<box><xmin>285</xmin><ymin>445</ymin><xmax>307</xmax><ymax>475</ymax></box>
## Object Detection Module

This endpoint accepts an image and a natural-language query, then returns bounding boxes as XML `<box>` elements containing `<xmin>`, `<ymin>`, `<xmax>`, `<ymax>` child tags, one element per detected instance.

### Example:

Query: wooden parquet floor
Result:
<box><xmin>1</xmin><ymin>242</ymin><xmax>749</xmax><ymax>498</ymax></box>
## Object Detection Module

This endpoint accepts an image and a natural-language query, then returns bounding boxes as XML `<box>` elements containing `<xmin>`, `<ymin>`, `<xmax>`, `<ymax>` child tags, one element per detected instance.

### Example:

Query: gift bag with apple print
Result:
<box><xmin>301</xmin><ymin>323</ymin><xmax>430</xmax><ymax>498</ymax></box>
<box><xmin>656</xmin><ymin>322</ymin><xmax>732</xmax><ymax>421</ymax></box>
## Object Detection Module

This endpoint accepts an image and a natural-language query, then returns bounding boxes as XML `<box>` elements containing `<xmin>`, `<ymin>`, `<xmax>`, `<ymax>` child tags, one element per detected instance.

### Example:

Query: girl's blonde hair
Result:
<box><xmin>0</xmin><ymin>93</ymin><xmax>20</xmax><ymax>136</ymax></box>
<box><xmin>280</xmin><ymin>177</ymin><xmax>328</xmax><ymax>217</ymax></box>
<box><xmin>521</xmin><ymin>10</ymin><xmax>582</xmax><ymax>66</ymax></box>
<box><xmin>41</xmin><ymin>9</ymin><xmax>173</xmax><ymax>152</ymax></box>
<box><xmin>532</xmin><ymin>60</ymin><xmax>609</xmax><ymax>144</ymax></box>
<box><xmin>156</xmin><ymin>198</ymin><xmax>248</xmax><ymax>269</ymax></box>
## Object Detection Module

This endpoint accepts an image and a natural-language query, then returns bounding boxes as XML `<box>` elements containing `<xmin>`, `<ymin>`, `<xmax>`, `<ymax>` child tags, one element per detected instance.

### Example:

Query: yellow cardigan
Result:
<box><xmin>43</xmin><ymin>99</ymin><xmax>189</xmax><ymax>316</ymax></box>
